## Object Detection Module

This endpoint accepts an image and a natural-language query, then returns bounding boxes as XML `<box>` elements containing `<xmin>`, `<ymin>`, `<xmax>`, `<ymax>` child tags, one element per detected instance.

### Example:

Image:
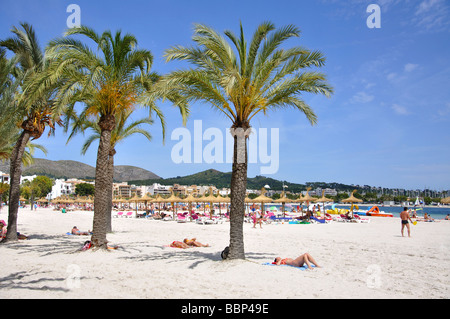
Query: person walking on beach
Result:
<box><xmin>400</xmin><ymin>207</ymin><xmax>413</xmax><ymax>237</ymax></box>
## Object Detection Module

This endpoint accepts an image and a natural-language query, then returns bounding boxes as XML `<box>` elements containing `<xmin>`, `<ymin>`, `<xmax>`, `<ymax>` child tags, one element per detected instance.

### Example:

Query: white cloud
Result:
<box><xmin>414</xmin><ymin>0</ymin><xmax>450</xmax><ymax>31</ymax></box>
<box><xmin>351</xmin><ymin>91</ymin><xmax>374</xmax><ymax>103</ymax></box>
<box><xmin>437</xmin><ymin>102</ymin><xmax>450</xmax><ymax>117</ymax></box>
<box><xmin>392</xmin><ymin>104</ymin><xmax>409</xmax><ymax>115</ymax></box>
<box><xmin>404</xmin><ymin>63</ymin><xmax>419</xmax><ymax>72</ymax></box>
<box><xmin>387</xmin><ymin>72</ymin><xmax>397</xmax><ymax>81</ymax></box>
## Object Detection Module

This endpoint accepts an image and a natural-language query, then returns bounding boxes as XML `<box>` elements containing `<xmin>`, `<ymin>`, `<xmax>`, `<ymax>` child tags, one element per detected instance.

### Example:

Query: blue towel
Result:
<box><xmin>262</xmin><ymin>262</ymin><xmax>316</xmax><ymax>270</ymax></box>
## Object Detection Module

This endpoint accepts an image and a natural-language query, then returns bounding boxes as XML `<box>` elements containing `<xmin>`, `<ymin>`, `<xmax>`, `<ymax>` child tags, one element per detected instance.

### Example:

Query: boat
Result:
<box><xmin>365</xmin><ymin>205</ymin><xmax>393</xmax><ymax>217</ymax></box>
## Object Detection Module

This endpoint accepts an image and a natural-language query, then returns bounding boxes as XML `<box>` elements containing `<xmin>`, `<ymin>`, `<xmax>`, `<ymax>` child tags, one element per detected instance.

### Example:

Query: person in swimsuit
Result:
<box><xmin>400</xmin><ymin>207</ymin><xmax>413</xmax><ymax>237</ymax></box>
<box><xmin>170</xmin><ymin>241</ymin><xmax>190</xmax><ymax>248</ymax></box>
<box><xmin>273</xmin><ymin>253</ymin><xmax>321</xmax><ymax>270</ymax></box>
<box><xmin>183</xmin><ymin>238</ymin><xmax>209</xmax><ymax>247</ymax></box>
<box><xmin>71</xmin><ymin>226</ymin><xmax>91</xmax><ymax>235</ymax></box>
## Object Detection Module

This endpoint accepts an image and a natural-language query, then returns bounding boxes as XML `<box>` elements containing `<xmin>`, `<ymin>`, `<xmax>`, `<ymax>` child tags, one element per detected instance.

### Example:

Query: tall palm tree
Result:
<box><xmin>0</xmin><ymin>23</ymin><xmax>61</xmax><ymax>242</ymax></box>
<box><xmin>45</xmin><ymin>26</ymin><xmax>188</xmax><ymax>248</ymax></box>
<box><xmin>164</xmin><ymin>22</ymin><xmax>333</xmax><ymax>259</ymax></box>
<box><xmin>69</xmin><ymin>108</ymin><xmax>154</xmax><ymax>232</ymax></box>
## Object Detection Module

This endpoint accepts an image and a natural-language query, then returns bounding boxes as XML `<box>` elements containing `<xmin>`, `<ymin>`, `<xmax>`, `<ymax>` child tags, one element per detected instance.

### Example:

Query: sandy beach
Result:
<box><xmin>1</xmin><ymin>207</ymin><xmax>449</xmax><ymax>299</ymax></box>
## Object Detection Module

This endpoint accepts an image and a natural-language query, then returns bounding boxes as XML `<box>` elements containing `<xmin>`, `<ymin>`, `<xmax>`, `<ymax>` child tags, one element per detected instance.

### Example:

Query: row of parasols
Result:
<box><xmin>30</xmin><ymin>188</ymin><xmax>450</xmax><ymax>215</ymax></box>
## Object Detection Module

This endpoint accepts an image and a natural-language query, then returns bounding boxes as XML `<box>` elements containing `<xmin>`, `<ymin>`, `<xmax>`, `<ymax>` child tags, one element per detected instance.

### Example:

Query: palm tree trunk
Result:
<box><xmin>91</xmin><ymin>116</ymin><xmax>114</xmax><ymax>248</ymax></box>
<box><xmin>106</xmin><ymin>149</ymin><xmax>115</xmax><ymax>233</ymax></box>
<box><xmin>228</xmin><ymin>127</ymin><xmax>249</xmax><ymax>259</ymax></box>
<box><xmin>4</xmin><ymin>130</ymin><xmax>31</xmax><ymax>242</ymax></box>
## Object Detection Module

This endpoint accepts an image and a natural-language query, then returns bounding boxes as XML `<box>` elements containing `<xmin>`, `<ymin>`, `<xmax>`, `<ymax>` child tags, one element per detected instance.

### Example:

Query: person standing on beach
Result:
<box><xmin>400</xmin><ymin>207</ymin><xmax>413</xmax><ymax>237</ymax></box>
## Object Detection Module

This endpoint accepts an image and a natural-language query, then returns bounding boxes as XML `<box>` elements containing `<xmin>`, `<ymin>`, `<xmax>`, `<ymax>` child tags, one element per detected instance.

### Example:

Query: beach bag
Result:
<box><xmin>221</xmin><ymin>246</ymin><xmax>229</xmax><ymax>260</ymax></box>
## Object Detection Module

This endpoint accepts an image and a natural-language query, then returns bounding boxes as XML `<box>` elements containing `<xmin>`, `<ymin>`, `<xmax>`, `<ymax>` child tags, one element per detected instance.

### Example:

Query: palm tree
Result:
<box><xmin>45</xmin><ymin>26</ymin><xmax>188</xmax><ymax>248</ymax></box>
<box><xmin>164</xmin><ymin>22</ymin><xmax>333</xmax><ymax>259</ymax></box>
<box><xmin>69</xmin><ymin>108</ymin><xmax>154</xmax><ymax>232</ymax></box>
<box><xmin>0</xmin><ymin>23</ymin><xmax>61</xmax><ymax>242</ymax></box>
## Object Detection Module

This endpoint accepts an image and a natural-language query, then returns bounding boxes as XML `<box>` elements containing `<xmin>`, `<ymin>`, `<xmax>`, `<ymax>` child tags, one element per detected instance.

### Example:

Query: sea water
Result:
<box><xmin>266</xmin><ymin>203</ymin><xmax>450</xmax><ymax>219</ymax></box>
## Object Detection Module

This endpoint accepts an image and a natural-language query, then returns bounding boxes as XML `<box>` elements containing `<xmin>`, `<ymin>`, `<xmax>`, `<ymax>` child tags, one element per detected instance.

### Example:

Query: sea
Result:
<box><xmin>266</xmin><ymin>203</ymin><xmax>450</xmax><ymax>219</ymax></box>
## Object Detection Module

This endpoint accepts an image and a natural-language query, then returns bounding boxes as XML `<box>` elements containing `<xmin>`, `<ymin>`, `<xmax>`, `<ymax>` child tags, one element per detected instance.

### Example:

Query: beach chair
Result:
<box><xmin>311</xmin><ymin>216</ymin><xmax>326</xmax><ymax>224</ymax></box>
<box><xmin>340</xmin><ymin>214</ymin><xmax>353</xmax><ymax>222</ymax></box>
<box><xmin>354</xmin><ymin>214</ymin><xmax>370</xmax><ymax>223</ymax></box>
<box><xmin>114</xmin><ymin>212</ymin><xmax>124</xmax><ymax>218</ymax></box>
<box><xmin>176</xmin><ymin>212</ymin><xmax>189</xmax><ymax>223</ymax></box>
<box><xmin>125</xmin><ymin>211</ymin><xmax>133</xmax><ymax>218</ymax></box>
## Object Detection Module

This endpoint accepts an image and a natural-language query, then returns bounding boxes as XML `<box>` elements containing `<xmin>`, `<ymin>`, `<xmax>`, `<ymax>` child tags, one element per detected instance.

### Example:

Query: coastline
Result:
<box><xmin>1</xmin><ymin>207</ymin><xmax>449</xmax><ymax>299</ymax></box>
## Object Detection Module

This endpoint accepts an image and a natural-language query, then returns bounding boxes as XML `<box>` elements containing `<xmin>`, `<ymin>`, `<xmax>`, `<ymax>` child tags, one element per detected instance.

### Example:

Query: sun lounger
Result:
<box><xmin>354</xmin><ymin>214</ymin><xmax>370</xmax><ymax>223</ymax></box>
<box><xmin>176</xmin><ymin>212</ymin><xmax>189</xmax><ymax>223</ymax></box>
<box><xmin>113</xmin><ymin>212</ymin><xmax>124</xmax><ymax>218</ymax></box>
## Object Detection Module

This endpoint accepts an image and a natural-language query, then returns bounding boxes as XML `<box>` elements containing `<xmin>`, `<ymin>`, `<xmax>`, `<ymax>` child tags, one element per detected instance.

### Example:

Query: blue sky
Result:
<box><xmin>1</xmin><ymin>0</ymin><xmax>449</xmax><ymax>190</ymax></box>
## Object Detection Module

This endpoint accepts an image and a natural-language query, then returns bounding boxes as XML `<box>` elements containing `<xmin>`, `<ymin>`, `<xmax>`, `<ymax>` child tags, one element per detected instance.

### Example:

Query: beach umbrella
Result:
<box><xmin>274</xmin><ymin>191</ymin><xmax>294</xmax><ymax>217</ymax></box>
<box><xmin>183</xmin><ymin>193</ymin><xmax>199</xmax><ymax>216</ymax></box>
<box><xmin>202</xmin><ymin>187</ymin><xmax>221</xmax><ymax>217</ymax></box>
<box><xmin>315</xmin><ymin>190</ymin><xmax>334</xmax><ymax>216</ymax></box>
<box><xmin>140</xmin><ymin>193</ymin><xmax>154</xmax><ymax>211</ymax></box>
<box><xmin>342</xmin><ymin>190</ymin><xmax>363</xmax><ymax>217</ymax></box>
<box><xmin>252</xmin><ymin>187</ymin><xmax>273</xmax><ymax>213</ymax></box>
<box><xmin>301</xmin><ymin>188</ymin><xmax>316</xmax><ymax>204</ymax></box>
<box><xmin>128</xmin><ymin>193</ymin><xmax>142</xmax><ymax>214</ymax></box>
<box><xmin>161</xmin><ymin>191</ymin><xmax>182</xmax><ymax>215</ymax></box>
<box><xmin>152</xmin><ymin>194</ymin><xmax>164</xmax><ymax>213</ymax></box>
<box><xmin>214</xmin><ymin>194</ymin><xmax>230</xmax><ymax>215</ymax></box>
<box><xmin>441</xmin><ymin>197</ymin><xmax>450</xmax><ymax>204</ymax></box>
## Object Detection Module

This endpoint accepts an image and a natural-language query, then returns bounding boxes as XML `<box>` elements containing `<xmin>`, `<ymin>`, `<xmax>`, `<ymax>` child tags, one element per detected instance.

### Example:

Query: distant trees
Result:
<box><xmin>75</xmin><ymin>183</ymin><xmax>95</xmax><ymax>197</ymax></box>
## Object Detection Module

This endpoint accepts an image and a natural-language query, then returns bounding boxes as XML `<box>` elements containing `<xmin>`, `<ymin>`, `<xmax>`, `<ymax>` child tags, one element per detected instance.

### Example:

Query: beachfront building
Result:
<box><xmin>47</xmin><ymin>179</ymin><xmax>75</xmax><ymax>200</ymax></box>
<box><xmin>0</xmin><ymin>171</ymin><xmax>9</xmax><ymax>184</ymax></box>
<box><xmin>145</xmin><ymin>183</ymin><xmax>171</xmax><ymax>196</ymax></box>
<box><xmin>20</xmin><ymin>175</ymin><xmax>37</xmax><ymax>184</ymax></box>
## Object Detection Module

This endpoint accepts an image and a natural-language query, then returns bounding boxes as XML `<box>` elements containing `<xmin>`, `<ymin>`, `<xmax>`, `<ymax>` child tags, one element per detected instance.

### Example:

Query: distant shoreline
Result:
<box><xmin>337</xmin><ymin>204</ymin><xmax>450</xmax><ymax>209</ymax></box>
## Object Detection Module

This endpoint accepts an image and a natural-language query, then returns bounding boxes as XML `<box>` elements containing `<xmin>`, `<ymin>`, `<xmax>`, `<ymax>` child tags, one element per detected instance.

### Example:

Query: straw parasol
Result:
<box><xmin>301</xmin><ymin>188</ymin><xmax>316</xmax><ymax>204</ymax></box>
<box><xmin>128</xmin><ymin>193</ymin><xmax>142</xmax><ymax>214</ymax></box>
<box><xmin>251</xmin><ymin>187</ymin><xmax>273</xmax><ymax>213</ymax></box>
<box><xmin>161</xmin><ymin>191</ymin><xmax>182</xmax><ymax>214</ymax></box>
<box><xmin>315</xmin><ymin>190</ymin><xmax>334</xmax><ymax>216</ymax></box>
<box><xmin>202</xmin><ymin>187</ymin><xmax>221</xmax><ymax>217</ymax></box>
<box><xmin>152</xmin><ymin>194</ymin><xmax>164</xmax><ymax>213</ymax></box>
<box><xmin>441</xmin><ymin>197</ymin><xmax>450</xmax><ymax>204</ymax></box>
<box><xmin>274</xmin><ymin>191</ymin><xmax>294</xmax><ymax>217</ymax></box>
<box><xmin>342</xmin><ymin>190</ymin><xmax>363</xmax><ymax>217</ymax></box>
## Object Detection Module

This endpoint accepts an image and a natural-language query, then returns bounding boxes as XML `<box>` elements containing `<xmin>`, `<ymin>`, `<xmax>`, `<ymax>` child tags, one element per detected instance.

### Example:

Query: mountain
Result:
<box><xmin>130</xmin><ymin>169</ymin><xmax>309</xmax><ymax>192</ymax></box>
<box><xmin>0</xmin><ymin>158</ymin><xmax>160</xmax><ymax>182</ymax></box>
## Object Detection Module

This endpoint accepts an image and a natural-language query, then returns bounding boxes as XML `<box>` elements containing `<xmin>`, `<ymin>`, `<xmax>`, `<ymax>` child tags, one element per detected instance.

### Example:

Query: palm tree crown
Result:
<box><xmin>164</xmin><ymin>22</ymin><xmax>332</xmax><ymax>129</ymax></box>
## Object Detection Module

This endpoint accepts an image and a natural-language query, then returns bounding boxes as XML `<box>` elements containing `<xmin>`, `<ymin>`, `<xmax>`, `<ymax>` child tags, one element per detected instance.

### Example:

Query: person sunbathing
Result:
<box><xmin>183</xmin><ymin>238</ymin><xmax>209</xmax><ymax>247</ymax></box>
<box><xmin>0</xmin><ymin>220</ymin><xmax>28</xmax><ymax>240</ymax></box>
<box><xmin>170</xmin><ymin>240</ymin><xmax>191</xmax><ymax>248</ymax></box>
<box><xmin>273</xmin><ymin>252</ymin><xmax>321</xmax><ymax>270</ymax></box>
<box><xmin>71</xmin><ymin>226</ymin><xmax>91</xmax><ymax>236</ymax></box>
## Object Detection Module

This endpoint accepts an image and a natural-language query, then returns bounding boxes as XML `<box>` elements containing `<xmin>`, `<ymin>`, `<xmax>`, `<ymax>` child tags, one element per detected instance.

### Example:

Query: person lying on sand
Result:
<box><xmin>80</xmin><ymin>240</ymin><xmax>118</xmax><ymax>251</ymax></box>
<box><xmin>273</xmin><ymin>253</ymin><xmax>321</xmax><ymax>270</ymax></box>
<box><xmin>183</xmin><ymin>238</ymin><xmax>209</xmax><ymax>247</ymax></box>
<box><xmin>0</xmin><ymin>220</ymin><xmax>28</xmax><ymax>241</ymax></box>
<box><xmin>170</xmin><ymin>240</ymin><xmax>191</xmax><ymax>248</ymax></box>
<box><xmin>71</xmin><ymin>226</ymin><xmax>91</xmax><ymax>236</ymax></box>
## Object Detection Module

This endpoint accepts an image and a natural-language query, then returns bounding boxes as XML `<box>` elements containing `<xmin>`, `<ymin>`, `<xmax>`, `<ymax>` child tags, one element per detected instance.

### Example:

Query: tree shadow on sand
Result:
<box><xmin>0</xmin><ymin>270</ymin><xmax>71</xmax><ymax>293</ymax></box>
<box><xmin>0</xmin><ymin>233</ymin><xmax>87</xmax><ymax>256</ymax></box>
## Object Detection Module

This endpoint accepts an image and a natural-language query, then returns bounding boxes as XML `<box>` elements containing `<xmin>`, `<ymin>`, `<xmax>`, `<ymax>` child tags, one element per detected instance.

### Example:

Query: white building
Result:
<box><xmin>146</xmin><ymin>183</ymin><xmax>171</xmax><ymax>196</ymax></box>
<box><xmin>0</xmin><ymin>171</ymin><xmax>9</xmax><ymax>184</ymax></box>
<box><xmin>47</xmin><ymin>179</ymin><xmax>75</xmax><ymax>200</ymax></box>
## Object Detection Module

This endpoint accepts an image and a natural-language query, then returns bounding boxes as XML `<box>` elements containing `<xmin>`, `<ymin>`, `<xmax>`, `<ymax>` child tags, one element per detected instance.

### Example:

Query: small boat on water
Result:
<box><xmin>364</xmin><ymin>206</ymin><xmax>393</xmax><ymax>217</ymax></box>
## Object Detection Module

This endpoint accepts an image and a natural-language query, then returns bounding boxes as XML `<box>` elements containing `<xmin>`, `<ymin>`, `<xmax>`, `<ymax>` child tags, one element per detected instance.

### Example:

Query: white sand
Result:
<box><xmin>1</xmin><ymin>207</ymin><xmax>449</xmax><ymax>299</ymax></box>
